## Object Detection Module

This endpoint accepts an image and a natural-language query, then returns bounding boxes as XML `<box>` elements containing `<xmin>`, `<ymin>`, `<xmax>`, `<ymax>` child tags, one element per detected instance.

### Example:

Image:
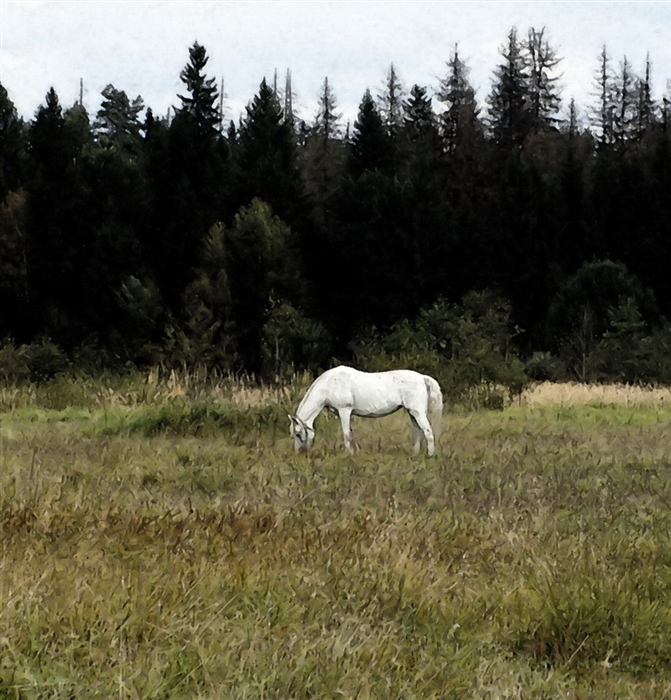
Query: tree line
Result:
<box><xmin>1</xmin><ymin>29</ymin><xmax>671</xmax><ymax>392</ymax></box>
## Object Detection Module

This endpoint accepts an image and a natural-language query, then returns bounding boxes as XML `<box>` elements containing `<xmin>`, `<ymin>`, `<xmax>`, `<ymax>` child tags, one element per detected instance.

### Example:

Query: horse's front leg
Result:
<box><xmin>338</xmin><ymin>408</ymin><xmax>357</xmax><ymax>452</ymax></box>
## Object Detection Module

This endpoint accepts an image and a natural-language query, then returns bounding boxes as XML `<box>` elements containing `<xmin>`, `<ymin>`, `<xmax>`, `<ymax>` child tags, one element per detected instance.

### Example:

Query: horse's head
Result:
<box><xmin>288</xmin><ymin>414</ymin><xmax>314</xmax><ymax>453</ymax></box>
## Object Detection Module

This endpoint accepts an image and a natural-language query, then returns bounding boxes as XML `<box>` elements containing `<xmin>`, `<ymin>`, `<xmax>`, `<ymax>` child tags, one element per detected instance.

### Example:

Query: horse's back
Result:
<box><xmin>312</xmin><ymin>366</ymin><xmax>431</xmax><ymax>415</ymax></box>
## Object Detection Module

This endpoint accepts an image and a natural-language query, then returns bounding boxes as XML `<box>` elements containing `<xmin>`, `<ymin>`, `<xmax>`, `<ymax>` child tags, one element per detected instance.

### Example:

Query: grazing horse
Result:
<box><xmin>288</xmin><ymin>366</ymin><xmax>443</xmax><ymax>455</ymax></box>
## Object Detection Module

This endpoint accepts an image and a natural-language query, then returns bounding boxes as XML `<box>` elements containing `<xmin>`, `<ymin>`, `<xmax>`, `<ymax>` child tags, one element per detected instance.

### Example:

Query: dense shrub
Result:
<box><xmin>353</xmin><ymin>291</ymin><xmax>529</xmax><ymax>407</ymax></box>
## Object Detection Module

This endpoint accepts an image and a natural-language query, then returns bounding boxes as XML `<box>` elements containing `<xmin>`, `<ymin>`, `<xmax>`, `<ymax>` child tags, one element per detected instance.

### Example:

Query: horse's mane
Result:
<box><xmin>296</xmin><ymin>372</ymin><xmax>323</xmax><ymax>415</ymax></box>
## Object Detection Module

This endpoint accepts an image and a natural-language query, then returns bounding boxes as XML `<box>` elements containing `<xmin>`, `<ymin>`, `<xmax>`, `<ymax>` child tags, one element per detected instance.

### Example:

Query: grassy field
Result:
<box><xmin>2</xmin><ymin>374</ymin><xmax>671</xmax><ymax>698</ymax></box>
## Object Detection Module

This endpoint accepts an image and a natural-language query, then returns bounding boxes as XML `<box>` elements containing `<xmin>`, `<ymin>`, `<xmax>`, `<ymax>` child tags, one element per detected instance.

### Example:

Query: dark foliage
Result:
<box><xmin>1</xmin><ymin>31</ymin><xmax>670</xmax><ymax>384</ymax></box>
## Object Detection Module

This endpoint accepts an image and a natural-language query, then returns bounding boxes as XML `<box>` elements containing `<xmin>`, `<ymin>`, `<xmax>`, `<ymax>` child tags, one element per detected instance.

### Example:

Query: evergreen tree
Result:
<box><xmin>566</xmin><ymin>98</ymin><xmax>580</xmax><ymax>137</ymax></box>
<box><xmin>176</xmin><ymin>41</ymin><xmax>220</xmax><ymax>138</ymax></box>
<box><xmin>26</xmin><ymin>88</ymin><xmax>92</xmax><ymax>344</ymax></box>
<box><xmin>0</xmin><ymin>83</ymin><xmax>26</xmax><ymax>199</ymax></box>
<box><xmin>402</xmin><ymin>84</ymin><xmax>443</xmax><ymax>177</ymax></box>
<box><xmin>633</xmin><ymin>54</ymin><xmax>657</xmax><ymax>139</ymax></box>
<box><xmin>178</xmin><ymin>222</ymin><xmax>235</xmax><ymax>368</ymax></box>
<box><xmin>546</xmin><ymin>260</ymin><xmax>660</xmax><ymax>379</ymax></box>
<box><xmin>403</xmin><ymin>85</ymin><xmax>436</xmax><ymax>138</ymax></box>
<box><xmin>592</xmin><ymin>46</ymin><xmax>618</xmax><ymax>146</ymax></box>
<box><xmin>526</xmin><ymin>27</ymin><xmax>563</xmax><ymax>132</ymax></box>
<box><xmin>283</xmin><ymin>69</ymin><xmax>295</xmax><ymax>126</ymax></box>
<box><xmin>234</xmin><ymin>78</ymin><xmax>303</xmax><ymax>224</ymax></box>
<box><xmin>487</xmin><ymin>28</ymin><xmax>532</xmax><ymax>146</ymax></box>
<box><xmin>348</xmin><ymin>89</ymin><xmax>392</xmax><ymax>177</ymax></box>
<box><xmin>94</xmin><ymin>84</ymin><xmax>145</xmax><ymax>152</ymax></box>
<box><xmin>437</xmin><ymin>45</ymin><xmax>483</xmax><ymax>153</ymax></box>
<box><xmin>0</xmin><ymin>190</ymin><xmax>29</xmax><ymax>339</ymax></box>
<box><xmin>146</xmin><ymin>42</ymin><xmax>228</xmax><ymax>310</ymax></box>
<box><xmin>224</xmin><ymin>199</ymin><xmax>302</xmax><ymax>375</ymax></box>
<box><xmin>377</xmin><ymin>63</ymin><xmax>405</xmax><ymax>136</ymax></box>
<box><xmin>0</xmin><ymin>88</ymin><xmax>28</xmax><ymax>337</ymax></box>
<box><xmin>302</xmin><ymin>77</ymin><xmax>346</xmax><ymax>222</ymax></box>
<box><xmin>314</xmin><ymin>77</ymin><xmax>342</xmax><ymax>139</ymax></box>
<box><xmin>613</xmin><ymin>56</ymin><xmax>637</xmax><ymax>143</ymax></box>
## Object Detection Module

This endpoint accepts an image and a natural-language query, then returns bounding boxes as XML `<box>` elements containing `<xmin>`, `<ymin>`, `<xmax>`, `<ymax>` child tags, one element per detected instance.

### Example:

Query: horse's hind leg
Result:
<box><xmin>409</xmin><ymin>414</ymin><xmax>423</xmax><ymax>454</ymax></box>
<box><xmin>408</xmin><ymin>409</ymin><xmax>435</xmax><ymax>456</ymax></box>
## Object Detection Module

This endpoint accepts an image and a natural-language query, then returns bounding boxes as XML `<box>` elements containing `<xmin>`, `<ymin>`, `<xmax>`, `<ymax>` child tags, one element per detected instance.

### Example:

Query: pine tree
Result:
<box><xmin>284</xmin><ymin>69</ymin><xmax>295</xmax><ymax>126</ymax></box>
<box><xmin>437</xmin><ymin>45</ymin><xmax>483</xmax><ymax>153</ymax></box>
<box><xmin>402</xmin><ymin>84</ymin><xmax>442</xmax><ymax>178</ymax></box>
<box><xmin>302</xmin><ymin>77</ymin><xmax>346</xmax><ymax>224</ymax></box>
<box><xmin>176</xmin><ymin>41</ymin><xmax>220</xmax><ymax>138</ymax></box>
<box><xmin>487</xmin><ymin>28</ymin><xmax>532</xmax><ymax>146</ymax></box>
<box><xmin>348</xmin><ymin>89</ymin><xmax>391</xmax><ymax>177</ymax></box>
<box><xmin>94</xmin><ymin>84</ymin><xmax>145</xmax><ymax>151</ymax></box>
<box><xmin>26</xmin><ymin>88</ymin><xmax>91</xmax><ymax>344</ymax></box>
<box><xmin>234</xmin><ymin>78</ymin><xmax>303</xmax><ymax>224</ymax></box>
<box><xmin>634</xmin><ymin>54</ymin><xmax>657</xmax><ymax>139</ymax></box>
<box><xmin>404</xmin><ymin>85</ymin><xmax>436</xmax><ymax>136</ymax></box>
<box><xmin>0</xmin><ymin>83</ymin><xmax>26</xmax><ymax>198</ymax></box>
<box><xmin>145</xmin><ymin>43</ymin><xmax>228</xmax><ymax>312</ymax></box>
<box><xmin>224</xmin><ymin>199</ymin><xmax>302</xmax><ymax>375</ymax></box>
<box><xmin>377</xmin><ymin>63</ymin><xmax>405</xmax><ymax>136</ymax></box>
<box><xmin>526</xmin><ymin>27</ymin><xmax>563</xmax><ymax>132</ymax></box>
<box><xmin>592</xmin><ymin>46</ymin><xmax>618</xmax><ymax>146</ymax></box>
<box><xmin>614</xmin><ymin>56</ymin><xmax>637</xmax><ymax>143</ymax></box>
<box><xmin>567</xmin><ymin>98</ymin><xmax>580</xmax><ymax>137</ymax></box>
<box><xmin>314</xmin><ymin>77</ymin><xmax>343</xmax><ymax>140</ymax></box>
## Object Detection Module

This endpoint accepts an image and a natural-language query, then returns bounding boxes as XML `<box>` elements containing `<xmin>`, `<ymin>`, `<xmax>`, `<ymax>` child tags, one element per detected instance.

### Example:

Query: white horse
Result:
<box><xmin>289</xmin><ymin>366</ymin><xmax>443</xmax><ymax>455</ymax></box>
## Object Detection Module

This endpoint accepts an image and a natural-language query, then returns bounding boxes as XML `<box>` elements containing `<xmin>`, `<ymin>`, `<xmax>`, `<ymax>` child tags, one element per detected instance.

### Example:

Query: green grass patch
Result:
<box><xmin>93</xmin><ymin>401</ymin><xmax>287</xmax><ymax>440</ymax></box>
<box><xmin>2</xmin><ymin>375</ymin><xmax>671</xmax><ymax>697</ymax></box>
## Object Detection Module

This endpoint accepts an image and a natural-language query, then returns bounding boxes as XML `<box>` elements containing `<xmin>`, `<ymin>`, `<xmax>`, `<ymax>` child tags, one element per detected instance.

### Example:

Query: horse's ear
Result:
<box><xmin>288</xmin><ymin>414</ymin><xmax>298</xmax><ymax>425</ymax></box>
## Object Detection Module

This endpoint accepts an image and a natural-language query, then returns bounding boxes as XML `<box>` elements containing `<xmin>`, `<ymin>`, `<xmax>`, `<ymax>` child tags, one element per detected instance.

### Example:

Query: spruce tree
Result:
<box><xmin>487</xmin><ymin>28</ymin><xmax>532</xmax><ymax>146</ymax></box>
<box><xmin>0</xmin><ymin>83</ymin><xmax>26</xmax><ymax>198</ymax></box>
<box><xmin>94</xmin><ymin>84</ymin><xmax>145</xmax><ymax>151</ymax></box>
<box><xmin>614</xmin><ymin>57</ymin><xmax>637</xmax><ymax>143</ymax></box>
<box><xmin>592</xmin><ymin>46</ymin><xmax>618</xmax><ymax>146</ymax></box>
<box><xmin>176</xmin><ymin>41</ymin><xmax>220</xmax><ymax>139</ymax></box>
<box><xmin>634</xmin><ymin>54</ymin><xmax>657</xmax><ymax>139</ymax></box>
<box><xmin>348</xmin><ymin>89</ymin><xmax>392</xmax><ymax>177</ymax></box>
<box><xmin>26</xmin><ymin>88</ymin><xmax>91</xmax><ymax>344</ymax></box>
<box><xmin>437</xmin><ymin>45</ymin><xmax>483</xmax><ymax>153</ymax></box>
<box><xmin>404</xmin><ymin>85</ymin><xmax>436</xmax><ymax>137</ymax></box>
<box><xmin>147</xmin><ymin>42</ymin><xmax>228</xmax><ymax>311</ymax></box>
<box><xmin>234</xmin><ymin>78</ymin><xmax>303</xmax><ymax>224</ymax></box>
<box><xmin>526</xmin><ymin>28</ymin><xmax>563</xmax><ymax>132</ymax></box>
<box><xmin>224</xmin><ymin>199</ymin><xmax>302</xmax><ymax>375</ymax></box>
<box><xmin>302</xmin><ymin>77</ymin><xmax>346</xmax><ymax>222</ymax></box>
<box><xmin>377</xmin><ymin>63</ymin><xmax>405</xmax><ymax>136</ymax></box>
<box><xmin>314</xmin><ymin>77</ymin><xmax>342</xmax><ymax>140</ymax></box>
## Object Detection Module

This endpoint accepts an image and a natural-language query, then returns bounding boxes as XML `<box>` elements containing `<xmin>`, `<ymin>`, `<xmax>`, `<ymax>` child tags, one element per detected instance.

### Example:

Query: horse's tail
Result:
<box><xmin>424</xmin><ymin>375</ymin><xmax>443</xmax><ymax>441</ymax></box>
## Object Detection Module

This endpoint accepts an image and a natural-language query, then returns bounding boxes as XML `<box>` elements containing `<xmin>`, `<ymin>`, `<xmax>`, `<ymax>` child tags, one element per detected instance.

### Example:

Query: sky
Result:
<box><xmin>1</xmin><ymin>0</ymin><xmax>670</xmax><ymax>128</ymax></box>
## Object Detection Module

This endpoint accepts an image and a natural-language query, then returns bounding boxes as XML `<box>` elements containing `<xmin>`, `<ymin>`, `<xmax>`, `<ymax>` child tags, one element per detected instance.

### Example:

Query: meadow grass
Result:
<box><xmin>2</xmin><ymin>376</ymin><xmax>671</xmax><ymax>698</ymax></box>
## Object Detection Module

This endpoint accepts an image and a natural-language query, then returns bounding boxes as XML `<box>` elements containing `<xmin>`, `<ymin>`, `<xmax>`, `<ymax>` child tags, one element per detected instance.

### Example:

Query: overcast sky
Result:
<box><xmin>1</xmin><ymin>0</ymin><xmax>670</xmax><ymax>128</ymax></box>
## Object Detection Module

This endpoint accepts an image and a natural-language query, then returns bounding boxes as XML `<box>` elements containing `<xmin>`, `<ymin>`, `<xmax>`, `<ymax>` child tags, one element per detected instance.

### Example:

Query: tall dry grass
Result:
<box><xmin>521</xmin><ymin>380</ymin><xmax>671</xmax><ymax>407</ymax></box>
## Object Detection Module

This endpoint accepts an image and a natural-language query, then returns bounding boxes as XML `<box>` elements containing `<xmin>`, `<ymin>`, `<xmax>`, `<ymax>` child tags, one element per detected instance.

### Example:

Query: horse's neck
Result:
<box><xmin>297</xmin><ymin>389</ymin><xmax>325</xmax><ymax>427</ymax></box>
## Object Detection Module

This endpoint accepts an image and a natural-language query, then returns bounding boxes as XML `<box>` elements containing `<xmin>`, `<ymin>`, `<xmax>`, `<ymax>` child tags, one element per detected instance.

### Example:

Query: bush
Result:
<box><xmin>353</xmin><ymin>291</ymin><xmax>529</xmax><ymax>407</ymax></box>
<box><xmin>262</xmin><ymin>301</ymin><xmax>333</xmax><ymax>379</ymax></box>
<box><xmin>0</xmin><ymin>338</ymin><xmax>69</xmax><ymax>384</ymax></box>
<box><xmin>525</xmin><ymin>351</ymin><xmax>566</xmax><ymax>382</ymax></box>
<box><xmin>547</xmin><ymin>260</ymin><xmax>662</xmax><ymax>381</ymax></box>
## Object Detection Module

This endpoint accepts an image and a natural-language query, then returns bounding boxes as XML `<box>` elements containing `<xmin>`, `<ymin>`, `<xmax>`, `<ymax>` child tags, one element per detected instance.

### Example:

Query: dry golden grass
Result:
<box><xmin>520</xmin><ymin>380</ymin><xmax>671</xmax><ymax>407</ymax></box>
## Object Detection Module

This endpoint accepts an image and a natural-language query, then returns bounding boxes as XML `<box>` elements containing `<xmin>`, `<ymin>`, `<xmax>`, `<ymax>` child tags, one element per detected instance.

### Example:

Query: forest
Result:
<box><xmin>1</xmin><ymin>27</ymin><xmax>671</xmax><ymax>395</ymax></box>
